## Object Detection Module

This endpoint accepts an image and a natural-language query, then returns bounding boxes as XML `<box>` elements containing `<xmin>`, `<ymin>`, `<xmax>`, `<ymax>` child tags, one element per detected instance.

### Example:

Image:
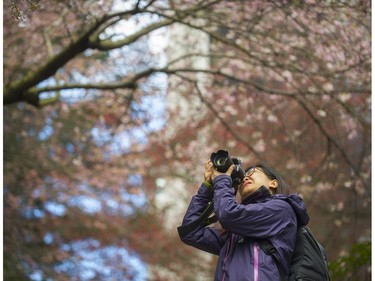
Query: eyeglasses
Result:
<box><xmin>245</xmin><ymin>167</ymin><xmax>258</xmax><ymax>178</ymax></box>
<box><xmin>245</xmin><ymin>167</ymin><xmax>277</xmax><ymax>181</ymax></box>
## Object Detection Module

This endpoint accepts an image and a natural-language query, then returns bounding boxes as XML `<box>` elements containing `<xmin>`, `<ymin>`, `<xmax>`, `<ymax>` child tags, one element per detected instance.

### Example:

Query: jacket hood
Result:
<box><xmin>241</xmin><ymin>186</ymin><xmax>310</xmax><ymax>226</ymax></box>
<box><xmin>274</xmin><ymin>193</ymin><xmax>310</xmax><ymax>226</ymax></box>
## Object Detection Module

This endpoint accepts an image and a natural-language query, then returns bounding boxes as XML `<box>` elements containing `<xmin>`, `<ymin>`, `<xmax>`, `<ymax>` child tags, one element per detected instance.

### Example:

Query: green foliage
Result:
<box><xmin>329</xmin><ymin>241</ymin><xmax>371</xmax><ymax>281</ymax></box>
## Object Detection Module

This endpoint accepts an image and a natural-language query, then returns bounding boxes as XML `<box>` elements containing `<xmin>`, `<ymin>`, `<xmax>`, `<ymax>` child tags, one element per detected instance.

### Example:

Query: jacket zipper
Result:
<box><xmin>221</xmin><ymin>234</ymin><xmax>235</xmax><ymax>281</ymax></box>
<box><xmin>254</xmin><ymin>241</ymin><xmax>259</xmax><ymax>281</ymax></box>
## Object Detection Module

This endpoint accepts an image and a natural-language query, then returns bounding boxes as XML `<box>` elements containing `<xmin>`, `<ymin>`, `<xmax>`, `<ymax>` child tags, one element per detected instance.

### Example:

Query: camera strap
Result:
<box><xmin>177</xmin><ymin>201</ymin><xmax>218</xmax><ymax>238</ymax></box>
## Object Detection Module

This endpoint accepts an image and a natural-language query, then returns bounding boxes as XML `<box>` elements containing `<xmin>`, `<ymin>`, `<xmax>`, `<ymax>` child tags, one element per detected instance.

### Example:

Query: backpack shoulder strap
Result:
<box><xmin>258</xmin><ymin>240</ymin><xmax>287</xmax><ymax>281</ymax></box>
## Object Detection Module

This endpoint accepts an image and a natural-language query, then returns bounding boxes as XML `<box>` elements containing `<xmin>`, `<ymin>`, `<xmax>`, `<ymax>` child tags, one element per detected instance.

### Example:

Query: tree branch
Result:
<box><xmin>175</xmin><ymin>73</ymin><xmax>264</xmax><ymax>160</ymax></box>
<box><xmin>292</xmin><ymin>94</ymin><xmax>367</xmax><ymax>195</ymax></box>
<box><xmin>3</xmin><ymin>15</ymin><xmax>110</xmax><ymax>106</ymax></box>
<box><xmin>94</xmin><ymin>18</ymin><xmax>174</xmax><ymax>51</ymax></box>
<box><xmin>25</xmin><ymin>66</ymin><xmax>370</xmax><ymax>102</ymax></box>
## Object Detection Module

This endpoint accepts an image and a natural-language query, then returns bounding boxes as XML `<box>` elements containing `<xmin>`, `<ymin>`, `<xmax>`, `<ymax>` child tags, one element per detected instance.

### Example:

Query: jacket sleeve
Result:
<box><xmin>178</xmin><ymin>183</ymin><xmax>227</xmax><ymax>255</ymax></box>
<box><xmin>213</xmin><ymin>175</ymin><xmax>297</xmax><ymax>239</ymax></box>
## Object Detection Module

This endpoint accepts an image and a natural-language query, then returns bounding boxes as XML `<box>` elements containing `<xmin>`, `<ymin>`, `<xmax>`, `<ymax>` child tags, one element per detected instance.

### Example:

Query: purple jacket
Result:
<box><xmin>179</xmin><ymin>174</ymin><xmax>310</xmax><ymax>281</ymax></box>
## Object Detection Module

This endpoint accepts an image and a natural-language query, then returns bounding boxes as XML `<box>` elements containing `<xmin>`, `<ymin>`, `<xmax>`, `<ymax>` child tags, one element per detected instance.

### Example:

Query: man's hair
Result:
<box><xmin>246</xmin><ymin>163</ymin><xmax>289</xmax><ymax>194</ymax></box>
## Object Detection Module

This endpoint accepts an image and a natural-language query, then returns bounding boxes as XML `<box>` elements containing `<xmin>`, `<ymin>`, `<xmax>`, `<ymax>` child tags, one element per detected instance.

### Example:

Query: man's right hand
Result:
<box><xmin>204</xmin><ymin>160</ymin><xmax>214</xmax><ymax>183</ymax></box>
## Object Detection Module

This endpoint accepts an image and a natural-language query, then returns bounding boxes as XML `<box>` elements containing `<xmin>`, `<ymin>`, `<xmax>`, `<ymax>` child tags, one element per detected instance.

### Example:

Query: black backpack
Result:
<box><xmin>259</xmin><ymin>226</ymin><xmax>331</xmax><ymax>281</ymax></box>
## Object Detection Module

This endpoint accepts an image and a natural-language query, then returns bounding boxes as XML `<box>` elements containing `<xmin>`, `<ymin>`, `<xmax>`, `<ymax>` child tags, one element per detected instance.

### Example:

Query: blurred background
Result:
<box><xmin>3</xmin><ymin>0</ymin><xmax>371</xmax><ymax>280</ymax></box>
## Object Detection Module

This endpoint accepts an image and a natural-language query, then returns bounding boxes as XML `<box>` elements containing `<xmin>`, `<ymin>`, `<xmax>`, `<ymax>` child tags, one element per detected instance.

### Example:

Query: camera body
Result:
<box><xmin>210</xmin><ymin>150</ymin><xmax>245</xmax><ymax>190</ymax></box>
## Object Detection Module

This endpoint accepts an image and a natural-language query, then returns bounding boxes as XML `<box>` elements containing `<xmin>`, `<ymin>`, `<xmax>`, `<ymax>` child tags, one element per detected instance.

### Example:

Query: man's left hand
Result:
<box><xmin>210</xmin><ymin>164</ymin><xmax>236</xmax><ymax>181</ymax></box>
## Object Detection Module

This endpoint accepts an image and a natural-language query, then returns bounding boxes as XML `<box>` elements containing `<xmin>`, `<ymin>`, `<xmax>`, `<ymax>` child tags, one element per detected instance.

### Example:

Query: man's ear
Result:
<box><xmin>269</xmin><ymin>180</ymin><xmax>279</xmax><ymax>195</ymax></box>
<box><xmin>269</xmin><ymin>179</ymin><xmax>278</xmax><ymax>190</ymax></box>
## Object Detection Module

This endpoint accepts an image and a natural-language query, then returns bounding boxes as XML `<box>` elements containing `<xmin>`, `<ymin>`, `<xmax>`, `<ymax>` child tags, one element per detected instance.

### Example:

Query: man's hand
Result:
<box><xmin>204</xmin><ymin>160</ymin><xmax>214</xmax><ymax>183</ymax></box>
<box><xmin>210</xmin><ymin>163</ymin><xmax>236</xmax><ymax>181</ymax></box>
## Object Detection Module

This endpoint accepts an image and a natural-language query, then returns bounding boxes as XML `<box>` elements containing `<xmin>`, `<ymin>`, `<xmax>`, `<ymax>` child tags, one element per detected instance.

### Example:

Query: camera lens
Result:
<box><xmin>211</xmin><ymin>150</ymin><xmax>233</xmax><ymax>173</ymax></box>
<box><xmin>214</xmin><ymin>156</ymin><xmax>228</xmax><ymax>166</ymax></box>
<box><xmin>210</xmin><ymin>150</ymin><xmax>245</xmax><ymax>194</ymax></box>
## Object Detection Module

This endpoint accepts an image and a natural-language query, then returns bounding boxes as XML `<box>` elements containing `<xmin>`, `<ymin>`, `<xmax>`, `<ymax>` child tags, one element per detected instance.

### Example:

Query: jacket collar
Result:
<box><xmin>241</xmin><ymin>186</ymin><xmax>272</xmax><ymax>205</ymax></box>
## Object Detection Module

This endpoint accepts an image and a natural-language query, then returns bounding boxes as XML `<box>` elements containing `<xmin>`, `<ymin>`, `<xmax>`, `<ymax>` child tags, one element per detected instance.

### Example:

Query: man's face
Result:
<box><xmin>239</xmin><ymin>167</ymin><xmax>278</xmax><ymax>199</ymax></box>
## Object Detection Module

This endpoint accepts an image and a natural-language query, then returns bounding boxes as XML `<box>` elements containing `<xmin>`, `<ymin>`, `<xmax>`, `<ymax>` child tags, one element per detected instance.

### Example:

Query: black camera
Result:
<box><xmin>210</xmin><ymin>150</ymin><xmax>245</xmax><ymax>191</ymax></box>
